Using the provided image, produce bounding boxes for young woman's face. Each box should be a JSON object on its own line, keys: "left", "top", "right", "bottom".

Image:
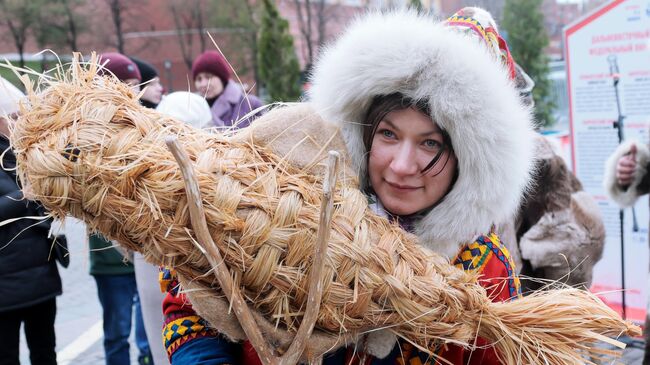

{"left": 195, "top": 72, "right": 224, "bottom": 99}
{"left": 368, "top": 107, "right": 457, "bottom": 216}
{"left": 141, "top": 77, "right": 164, "bottom": 104}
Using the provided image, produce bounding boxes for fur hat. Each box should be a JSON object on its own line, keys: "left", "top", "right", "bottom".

{"left": 99, "top": 52, "right": 141, "bottom": 82}
{"left": 309, "top": 11, "right": 536, "bottom": 257}
{"left": 192, "top": 51, "right": 230, "bottom": 86}
{"left": 129, "top": 56, "right": 158, "bottom": 83}
{"left": 156, "top": 92, "right": 212, "bottom": 129}
{"left": 0, "top": 77, "right": 24, "bottom": 116}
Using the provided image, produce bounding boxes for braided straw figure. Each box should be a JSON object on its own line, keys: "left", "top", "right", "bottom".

{"left": 9, "top": 21, "right": 640, "bottom": 365}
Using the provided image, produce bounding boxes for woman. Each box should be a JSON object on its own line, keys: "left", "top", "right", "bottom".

{"left": 192, "top": 50, "right": 264, "bottom": 129}
{"left": 166, "top": 10, "right": 535, "bottom": 364}
{"left": 130, "top": 56, "right": 164, "bottom": 109}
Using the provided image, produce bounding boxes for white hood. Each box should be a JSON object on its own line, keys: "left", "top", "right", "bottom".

{"left": 309, "top": 11, "right": 536, "bottom": 257}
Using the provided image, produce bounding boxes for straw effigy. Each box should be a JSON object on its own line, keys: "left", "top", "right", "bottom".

{"left": 8, "top": 55, "right": 641, "bottom": 364}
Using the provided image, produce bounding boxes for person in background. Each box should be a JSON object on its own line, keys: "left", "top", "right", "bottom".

{"left": 604, "top": 138, "right": 650, "bottom": 365}
{"left": 0, "top": 76, "right": 64, "bottom": 365}
{"left": 156, "top": 91, "right": 213, "bottom": 130}
{"left": 192, "top": 50, "right": 264, "bottom": 129}
{"left": 130, "top": 57, "right": 164, "bottom": 109}
{"left": 92, "top": 52, "right": 153, "bottom": 365}
{"left": 129, "top": 55, "right": 170, "bottom": 365}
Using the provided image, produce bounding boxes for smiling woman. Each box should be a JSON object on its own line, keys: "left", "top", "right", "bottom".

{"left": 365, "top": 95, "right": 457, "bottom": 216}
{"left": 306, "top": 9, "right": 538, "bottom": 363}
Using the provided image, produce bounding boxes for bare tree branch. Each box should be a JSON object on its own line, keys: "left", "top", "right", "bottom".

{"left": 169, "top": 0, "right": 194, "bottom": 70}
{"left": 106, "top": 0, "right": 125, "bottom": 53}
{"left": 292, "top": 0, "right": 330, "bottom": 66}
{"left": 61, "top": 0, "right": 79, "bottom": 51}
{"left": 0, "top": 0, "right": 38, "bottom": 68}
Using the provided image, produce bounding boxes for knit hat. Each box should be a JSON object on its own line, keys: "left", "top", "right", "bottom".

{"left": 99, "top": 52, "right": 142, "bottom": 82}
{"left": 129, "top": 56, "right": 158, "bottom": 83}
{"left": 445, "top": 7, "right": 516, "bottom": 80}
{"left": 191, "top": 51, "right": 230, "bottom": 86}
{"left": 0, "top": 77, "right": 24, "bottom": 115}
{"left": 156, "top": 91, "right": 212, "bottom": 129}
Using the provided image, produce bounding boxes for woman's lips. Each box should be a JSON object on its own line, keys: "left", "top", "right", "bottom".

{"left": 386, "top": 180, "right": 420, "bottom": 190}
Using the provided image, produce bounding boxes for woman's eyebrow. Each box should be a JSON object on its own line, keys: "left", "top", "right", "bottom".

{"left": 380, "top": 119, "right": 399, "bottom": 131}
{"left": 381, "top": 118, "right": 440, "bottom": 137}
{"left": 420, "top": 130, "right": 442, "bottom": 137}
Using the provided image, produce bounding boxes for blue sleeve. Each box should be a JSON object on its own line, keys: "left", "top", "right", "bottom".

{"left": 171, "top": 336, "right": 238, "bottom": 365}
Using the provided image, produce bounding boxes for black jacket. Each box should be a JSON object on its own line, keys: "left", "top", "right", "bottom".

{"left": 0, "top": 136, "right": 61, "bottom": 311}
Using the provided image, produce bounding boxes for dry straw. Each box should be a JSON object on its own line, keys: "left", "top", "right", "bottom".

{"left": 8, "top": 54, "right": 640, "bottom": 364}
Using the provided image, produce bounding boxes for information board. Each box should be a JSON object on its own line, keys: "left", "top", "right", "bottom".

{"left": 565, "top": 0, "right": 650, "bottom": 323}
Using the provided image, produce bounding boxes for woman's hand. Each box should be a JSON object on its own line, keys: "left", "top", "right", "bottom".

{"left": 616, "top": 143, "right": 637, "bottom": 186}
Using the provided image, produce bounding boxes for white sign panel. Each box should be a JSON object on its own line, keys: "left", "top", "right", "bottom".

{"left": 565, "top": 0, "right": 650, "bottom": 323}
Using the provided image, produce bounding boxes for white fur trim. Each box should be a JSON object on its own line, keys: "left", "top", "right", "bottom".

{"left": 309, "top": 11, "right": 536, "bottom": 254}
{"left": 603, "top": 139, "right": 650, "bottom": 208}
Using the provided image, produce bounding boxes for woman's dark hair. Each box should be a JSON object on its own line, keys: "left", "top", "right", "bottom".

{"left": 362, "top": 93, "right": 453, "bottom": 175}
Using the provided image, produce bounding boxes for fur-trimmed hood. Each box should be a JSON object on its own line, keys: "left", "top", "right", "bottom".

{"left": 309, "top": 11, "right": 536, "bottom": 257}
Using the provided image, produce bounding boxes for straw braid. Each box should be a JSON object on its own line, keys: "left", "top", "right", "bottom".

{"left": 9, "top": 56, "right": 640, "bottom": 364}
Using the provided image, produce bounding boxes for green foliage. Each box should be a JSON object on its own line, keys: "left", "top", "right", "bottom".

{"left": 0, "top": 60, "right": 46, "bottom": 91}
{"left": 0, "top": 0, "right": 86, "bottom": 70}
{"left": 0, "top": 0, "right": 44, "bottom": 67}
{"left": 206, "top": 0, "right": 258, "bottom": 78}
{"left": 409, "top": 0, "right": 423, "bottom": 11}
{"left": 34, "top": 0, "right": 87, "bottom": 52}
{"left": 257, "top": 0, "right": 301, "bottom": 102}
{"left": 502, "top": 0, "right": 555, "bottom": 127}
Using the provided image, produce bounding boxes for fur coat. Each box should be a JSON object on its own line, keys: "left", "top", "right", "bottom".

{"left": 604, "top": 139, "right": 650, "bottom": 207}
{"left": 500, "top": 136, "right": 605, "bottom": 291}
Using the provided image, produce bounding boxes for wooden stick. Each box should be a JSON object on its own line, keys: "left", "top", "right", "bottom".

{"left": 280, "top": 151, "right": 340, "bottom": 365}
{"left": 165, "top": 136, "right": 279, "bottom": 365}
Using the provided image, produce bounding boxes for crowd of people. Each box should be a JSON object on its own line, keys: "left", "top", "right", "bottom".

{"left": 0, "top": 5, "right": 628, "bottom": 365}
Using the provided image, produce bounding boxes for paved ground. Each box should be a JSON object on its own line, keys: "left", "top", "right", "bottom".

{"left": 13, "top": 218, "right": 649, "bottom": 364}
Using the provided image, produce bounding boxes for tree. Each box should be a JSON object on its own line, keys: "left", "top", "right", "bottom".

{"left": 292, "top": 0, "right": 327, "bottom": 67}
{"left": 168, "top": 0, "right": 208, "bottom": 70}
{"left": 207, "top": 0, "right": 261, "bottom": 89}
{"left": 502, "top": 0, "right": 554, "bottom": 127}
{"left": 169, "top": 0, "right": 260, "bottom": 84}
{"left": 409, "top": 0, "right": 423, "bottom": 11}
{"left": 56, "top": 0, "right": 87, "bottom": 52}
{"left": 105, "top": 0, "right": 130, "bottom": 53}
{"left": 0, "top": 0, "right": 41, "bottom": 68}
{"left": 33, "top": 0, "right": 87, "bottom": 53}
{"left": 257, "top": 0, "right": 301, "bottom": 102}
